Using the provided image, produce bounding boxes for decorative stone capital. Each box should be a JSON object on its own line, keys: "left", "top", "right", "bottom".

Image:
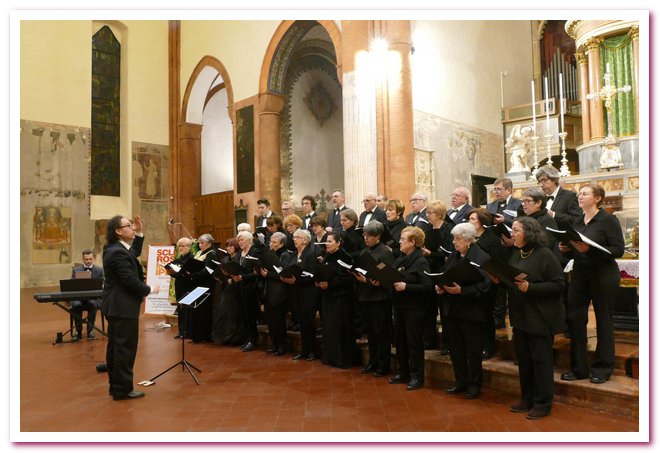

{"left": 584, "top": 36, "right": 603, "bottom": 52}
{"left": 258, "top": 92, "right": 285, "bottom": 115}
{"left": 629, "top": 26, "right": 639, "bottom": 41}
{"left": 575, "top": 52, "right": 588, "bottom": 66}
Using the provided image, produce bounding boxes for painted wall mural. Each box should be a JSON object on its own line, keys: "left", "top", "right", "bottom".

{"left": 132, "top": 142, "right": 170, "bottom": 247}
{"left": 236, "top": 105, "right": 255, "bottom": 194}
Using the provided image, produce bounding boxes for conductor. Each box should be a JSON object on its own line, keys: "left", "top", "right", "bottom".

{"left": 102, "top": 215, "right": 159, "bottom": 401}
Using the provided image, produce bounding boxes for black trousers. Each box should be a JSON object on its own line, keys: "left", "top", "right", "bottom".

{"left": 266, "top": 302, "right": 288, "bottom": 350}
{"left": 422, "top": 298, "right": 439, "bottom": 349}
{"left": 393, "top": 305, "right": 426, "bottom": 380}
{"left": 293, "top": 291, "right": 318, "bottom": 355}
{"left": 567, "top": 272, "right": 620, "bottom": 379}
{"left": 70, "top": 300, "right": 98, "bottom": 335}
{"left": 513, "top": 328, "right": 555, "bottom": 412}
{"left": 446, "top": 316, "right": 485, "bottom": 391}
{"left": 240, "top": 286, "right": 259, "bottom": 343}
{"left": 362, "top": 299, "right": 392, "bottom": 371}
{"left": 492, "top": 285, "right": 508, "bottom": 325}
{"left": 106, "top": 316, "right": 139, "bottom": 396}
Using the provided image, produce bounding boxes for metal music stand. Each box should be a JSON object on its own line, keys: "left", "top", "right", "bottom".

{"left": 147, "top": 287, "right": 209, "bottom": 385}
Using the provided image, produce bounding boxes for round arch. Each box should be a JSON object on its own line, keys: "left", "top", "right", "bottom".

{"left": 259, "top": 20, "right": 342, "bottom": 96}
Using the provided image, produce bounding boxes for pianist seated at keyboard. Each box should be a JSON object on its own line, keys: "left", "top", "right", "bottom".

{"left": 70, "top": 248, "right": 104, "bottom": 340}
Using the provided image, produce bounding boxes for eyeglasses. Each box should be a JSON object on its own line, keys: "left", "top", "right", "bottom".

{"left": 521, "top": 199, "right": 537, "bottom": 204}
{"left": 362, "top": 199, "right": 375, "bottom": 203}
{"left": 409, "top": 198, "right": 423, "bottom": 202}
{"left": 118, "top": 223, "right": 134, "bottom": 229}
{"left": 492, "top": 188, "right": 505, "bottom": 193}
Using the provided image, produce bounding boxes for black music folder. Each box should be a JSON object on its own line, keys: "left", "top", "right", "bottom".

{"left": 165, "top": 257, "right": 206, "bottom": 275}
{"left": 486, "top": 223, "right": 512, "bottom": 239}
{"left": 545, "top": 226, "right": 611, "bottom": 254}
{"left": 314, "top": 263, "right": 337, "bottom": 282}
{"left": 258, "top": 250, "right": 281, "bottom": 271}
{"left": 424, "top": 259, "right": 484, "bottom": 287}
{"left": 356, "top": 253, "right": 404, "bottom": 288}
{"left": 219, "top": 260, "right": 245, "bottom": 276}
{"left": 276, "top": 263, "right": 306, "bottom": 279}
{"left": 477, "top": 257, "right": 528, "bottom": 287}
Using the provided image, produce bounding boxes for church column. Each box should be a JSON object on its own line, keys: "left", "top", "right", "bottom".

{"left": 531, "top": 22, "right": 542, "bottom": 99}
{"left": 377, "top": 21, "right": 415, "bottom": 205}
{"left": 341, "top": 21, "right": 377, "bottom": 209}
{"left": 168, "top": 20, "right": 182, "bottom": 225}
{"left": 257, "top": 92, "right": 284, "bottom": 210}
{"left": 584, "top": 37, "right": 604, "bottom": 140}
{"left": 576, "top": 51, "right": 591, "bottom": 143}
{"left": 630, "top": 26, "right": 639, "bottom": 133}
{"left": 177, "top": 123, "right": 202, "bottom": 233}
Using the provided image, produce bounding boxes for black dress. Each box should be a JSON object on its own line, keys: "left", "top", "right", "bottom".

{"left": 386, "top": 217, "right": 406, "bottom": 258}
{"left": 188, "top": 248, "right": 217, "bottom": 342}
{"left": 319, "top": 248, "right": 360, "bottom": 368}
{"left": 262, "top": 247, "right": 296, "bottom": 353}
{"left": 423, "top": 222, "right": 453, "bottom": 349}
{"left": 212, "top": 254, "right": 246, "bottom": 346}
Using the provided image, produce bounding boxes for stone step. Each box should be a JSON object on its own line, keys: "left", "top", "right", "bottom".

{"left": 256, "top": 324, "right": 639, "bottom": 418}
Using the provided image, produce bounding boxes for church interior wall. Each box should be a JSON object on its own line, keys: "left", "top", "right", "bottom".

{"left": 410, "top": 20, "right": 533, "bottom": 203}
{"left": 179, "top": 20, "right": 280, "bottom": 104}
{"left": 20, "top": 20, "right": 170, "bottom": 287}
{"left": 288, "top": 70, "right": 343, "bottom": 208}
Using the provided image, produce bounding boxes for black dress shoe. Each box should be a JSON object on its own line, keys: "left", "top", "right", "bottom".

{"left": 174, "top": 334, "right": 183, "bottom": 339}
{"left": 95, "top": 363, "right": 108, "bottom": 373}
{"left": 112, "top": 390, "right": 145, "bottom": 401}
{"left": 265, "top": 347, "right": 276, "bottom": 353}
{"left": 71, "top": 334, "right": 79, "bottom": 342}
{"left": 373, "top": 369, "right": 390, "bottom": 377}
{"left": 526, "top": 407, "right": 550, "bottom": 420}
{"left": 406, "top": 377, "right": 424, "bottom": 391}
{"left": 87, "top": 332, "right": 96, "bottom": 340}
{"left": 388, "top": 374, "right": 409, "bottom": 384}
{"left": 306, "top": 353, "right": 317, "bottom": 361}
{"left": 242, "top": 341, "right": 255, "bottom": 352}
{"left": 361, "top": 364, "right": 376, "bottom": 374}
{"left": 590, "top": 376, "right": 608, "bottom": 384}
{"left": 445, "top": 385, "right": 467, "bottom": 394}
{"left": 274, "top": 349, "right": 286, "bottom": 356}
{"left": 482, "top": 349, "right": 495, "bottom": 360}
{"left": 292, "top": 352, "right": 308, "bottom": 360}
{"left": 464, "top": 388, "right": 480, "bottom": 399}
{"left": 560, "top": 371, "right": 587, "bottom": 381}
{"left": 510, "top": 402, "right": 532, "bottom": 413}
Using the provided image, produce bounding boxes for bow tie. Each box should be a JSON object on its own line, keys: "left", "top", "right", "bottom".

{"left": 499, "top": 203, "right": 506, "bottom": 207}
{"left": 335, "top": 209, "right": 340, "bottom": 214}
{"left": 366, "top": 211, "right": 373, "bottom": 214}
{"left": 547, "top": 195, "right": 555, "bottom": 201}
{"left": 305, "top": 215, "right": 311, "bottom": 219}
{"left": 448, "top": 209, "right": 457, "bottom": 214}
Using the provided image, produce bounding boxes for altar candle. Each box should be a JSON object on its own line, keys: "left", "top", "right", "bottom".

{"left": 531, "top": 80, "right": 537, "bottom": 134}
{"left": 544, "top": 77, "right": 550, "bottom": 135}
{"left": 559, "top": 73, "right": 565, "bottom": 132}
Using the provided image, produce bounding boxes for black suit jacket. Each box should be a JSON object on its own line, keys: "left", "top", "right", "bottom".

{"left": 358, "top": 206, "right": 387, "bottom": 228}
{"left": 487, "top": 197, "right": 522, "bottom": 227}
{"left": 71, "top": 264, "right": 104, "bottom": 305}
{"left": 327, "top": 206, "right": 349, "bottom": 232}
{"left": 548, "top": 188, "right": 581, "bottom": 229}
{"left": 404, "top": 207, "right": 431, "bottom": 233}
{"left": 101, "top": 236, "right": 150, "bottom": 319}
{"left": 445, "top": 204, "right": 472, "bottom": 225}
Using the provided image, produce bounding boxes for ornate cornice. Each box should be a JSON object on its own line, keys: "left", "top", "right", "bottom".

{"left": 565, "top": 20, "right": 582, "bottom": 39}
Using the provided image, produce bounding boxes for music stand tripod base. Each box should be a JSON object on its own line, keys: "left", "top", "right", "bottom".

{"left": 147, "top": 288, "right": 209, "bottom": 385}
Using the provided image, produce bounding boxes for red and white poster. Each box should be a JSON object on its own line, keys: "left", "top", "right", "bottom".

{"left": 145, "top": 245, "right": 176, "bottom": 315}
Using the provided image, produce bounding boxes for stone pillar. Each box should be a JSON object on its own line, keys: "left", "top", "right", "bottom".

{"left": 177, "top": 123, "right": 202, "bottom": 233}
{"left": 630, "top": 26, "right": 639, "bottom": 133}
{"left": 377, "top": 20, "right": 415, "bottom": 205}
{"left": 168, "top": 20, "right": 182, "bottom": 227}
{"left": 585, "top": 37, "right": 604, "bottom": 140}
{"left": 257, "top": 92, "right": 284, "bottom": 211}
{"left": 341, "top": 21, "right": 377, "bottom": 210}
{"left": 576, "top": 51, "right": 591, "bottom": 143}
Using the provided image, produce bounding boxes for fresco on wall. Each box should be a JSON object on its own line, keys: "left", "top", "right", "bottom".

{"left": 236, "top": 105, "right": 255, "bottom": 194}
{"left": 132, "top": 142, "right": 170, "bottom": 248}
{"left": 32, "top": 206, "right": 72, "bottom": 264}
{"left": 20, "top": 120, "right": 91, "bottom": 273}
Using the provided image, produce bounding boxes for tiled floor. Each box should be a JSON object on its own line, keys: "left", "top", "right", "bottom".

{"left": 19, "top": 287, "right": 639, "bottom": 438}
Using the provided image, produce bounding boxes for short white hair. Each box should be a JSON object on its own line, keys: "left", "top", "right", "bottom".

{"left": 237, "top": 223, "right": 252, "bottom": 233}
{"left": 292, "top": 228, "right": 311, "bottom": 244}
{"left": 236, "top": 231, "right": 253, "bottom": 242}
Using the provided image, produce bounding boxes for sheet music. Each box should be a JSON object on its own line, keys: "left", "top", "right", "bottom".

{"left": 179, "top": 287, "right": 210, "bottom": 306}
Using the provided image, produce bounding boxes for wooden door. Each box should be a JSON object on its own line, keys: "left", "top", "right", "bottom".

{"left": 193, "top": 191, "right": 235, "bottom": 244}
